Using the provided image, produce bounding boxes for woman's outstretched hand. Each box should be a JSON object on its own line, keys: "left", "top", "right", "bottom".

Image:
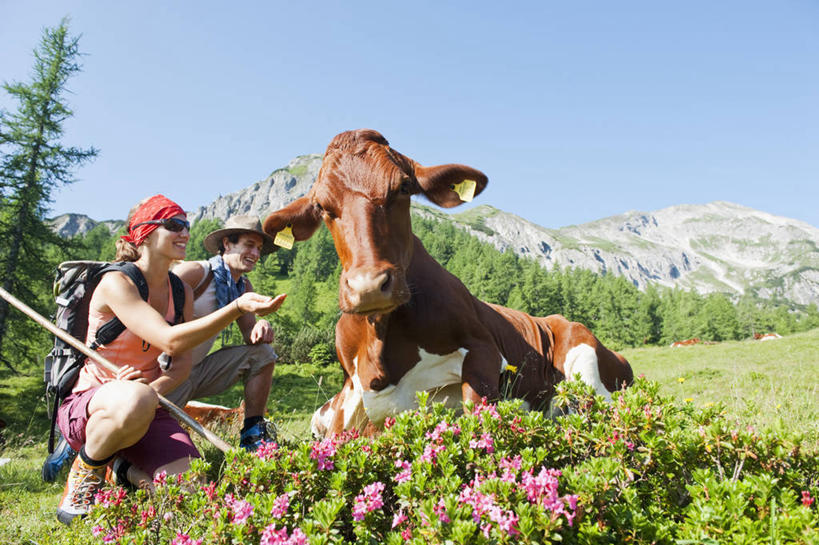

{"left": 236, "top": 292, "right": 287, "bottom": 316}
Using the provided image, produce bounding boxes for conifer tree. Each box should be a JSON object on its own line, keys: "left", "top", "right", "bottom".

{"left": 0, "top": 19, "right": 97, "bottom": 371}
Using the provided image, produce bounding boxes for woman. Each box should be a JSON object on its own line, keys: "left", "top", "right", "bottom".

{"left": 56, "top": 195, "right": 283, "bottom": 525}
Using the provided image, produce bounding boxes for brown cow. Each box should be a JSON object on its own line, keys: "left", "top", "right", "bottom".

{"left": 182, "top": 400, "right": 245, "bottom": 428}
{"left": 263, "top": 129, "right": 633, "bottom": 437}
{"left": 670, "top": 338, "right": 701, "bottom": 347}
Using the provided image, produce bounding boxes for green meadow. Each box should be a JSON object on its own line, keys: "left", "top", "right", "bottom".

{"left": 0, "top": 328, "right": 817, "bottom": 544}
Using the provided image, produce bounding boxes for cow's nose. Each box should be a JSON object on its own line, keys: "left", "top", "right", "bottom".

{"left": 345, "top": 270, "right": 393, "bottom": 307}
{"left": 379, "top": 271, "right": 392, "bottom": 293}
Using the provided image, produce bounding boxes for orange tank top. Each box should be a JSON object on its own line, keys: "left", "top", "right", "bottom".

{"left": 73, "top": 276, "right": 176, "bottom": 393}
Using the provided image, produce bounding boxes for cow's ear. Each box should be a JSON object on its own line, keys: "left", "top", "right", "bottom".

{"left": 415, "top": 164, "right": 489, "bottom": 208}
{"left": 262, "top": 197, "right": 322, "bottom": 250}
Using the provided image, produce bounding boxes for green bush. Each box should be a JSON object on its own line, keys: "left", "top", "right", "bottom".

{"left": 308, "top": 343, "right": 336, "bottom": 367}
{"left": 60, "top": 379, "right": 818, "bottom": 544}
{"left": 288, "top": 326, "right": 335, "bottom": 365}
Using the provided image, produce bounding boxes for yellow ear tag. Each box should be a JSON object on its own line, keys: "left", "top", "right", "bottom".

{"left": 273, "top": 225, "right": 295, "bottom": 249}
{"left": 452, "top": 179, "right": 477, "bottom": 202}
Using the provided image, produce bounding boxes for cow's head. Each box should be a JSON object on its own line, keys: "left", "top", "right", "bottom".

{"left": 263, "top": 129, "right": 488, "bottom": 315}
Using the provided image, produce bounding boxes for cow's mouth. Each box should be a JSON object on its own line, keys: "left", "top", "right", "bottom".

{"left": 343, "top": 302, "right": 400, "bottom": 316}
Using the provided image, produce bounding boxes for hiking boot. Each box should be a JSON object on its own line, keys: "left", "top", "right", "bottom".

{"left": 56, "top": 456, "right": 106, "bottom": 525}
{"left": 42, "top": 435, "right": 77, "bottom": 483}
{"left": 105, "top": 457, "right": 136, "bottom": 491}
{"left": 239, "top": 420, "right": 277, "bottom": 452}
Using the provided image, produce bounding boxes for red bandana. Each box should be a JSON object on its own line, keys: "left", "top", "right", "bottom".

{"left": 120, "top": 194, "right": 186, "bottom": 246}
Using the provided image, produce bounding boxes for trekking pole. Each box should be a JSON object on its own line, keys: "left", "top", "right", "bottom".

{"left": 0, "top": 285, "right": 233, "bottom": 453}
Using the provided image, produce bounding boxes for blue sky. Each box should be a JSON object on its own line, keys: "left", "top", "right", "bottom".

{"left": 2, "top": 1, "right": 818, "bottom": 229}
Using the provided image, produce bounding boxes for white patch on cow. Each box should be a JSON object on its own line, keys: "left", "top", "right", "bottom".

{"left": 341, "top": 384, "right": 368, "bottom": 430}
{"left": 310, "top": 379, "right": 369, "bottom": 437}
{"left": 563, "top": 343, "right": 612, "bottom": 402}
{"left": 359, "top": 348, "right": 467, "bottom": 426}
{"left": 310, "top": 403, "right": 332, "bottom": 437}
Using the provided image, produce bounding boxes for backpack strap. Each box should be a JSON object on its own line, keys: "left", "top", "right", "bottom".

{"left": 192, "top": 261, "right": 213, "bottom": 299}
{"left": 168, "top": 271, "right": 185, "bottom": 325}
{"left": 90, "top": 262, "right": 148, "bottom": 349}
{"left": 88, "top": 263, "right": 186, "bottom": 348}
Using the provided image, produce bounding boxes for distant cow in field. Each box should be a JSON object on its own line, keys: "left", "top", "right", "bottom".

{"left": 754, "top": 332, "right": 782, "bottom": 341}
{"left": 263, "top": 129, "right": 633, "bottom": 437}
{"left": 671, "top": 338, "right": 701, "bottom": 347}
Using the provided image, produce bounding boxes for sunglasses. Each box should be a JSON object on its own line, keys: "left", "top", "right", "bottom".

{"left": 132, "top": 217, "right": 190, "bottom": 232}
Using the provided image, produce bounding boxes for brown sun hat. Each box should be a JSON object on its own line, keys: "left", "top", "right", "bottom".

{"left": 203, "top": 215, "right": 276, "bottom": 256}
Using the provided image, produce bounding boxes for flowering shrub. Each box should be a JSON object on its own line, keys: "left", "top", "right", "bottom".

{"left": 67, "top": 378, "right": 817, "bottom": 544}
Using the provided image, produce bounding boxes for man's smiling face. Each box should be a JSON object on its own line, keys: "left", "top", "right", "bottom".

{"left": 222, "top": 233, "right": 264, "bottom": 274}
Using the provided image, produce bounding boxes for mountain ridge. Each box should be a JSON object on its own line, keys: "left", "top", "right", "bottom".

{"left": 49, "top": 154, "right": 819, "bottom": 306}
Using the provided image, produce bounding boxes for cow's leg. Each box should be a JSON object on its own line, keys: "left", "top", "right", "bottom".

{"left": 312, "top": 377, "right": 356, "bottom": 438}
{"left": 461, "top": 341, "right": 502, "bottom": 404}
{"left": 563, "top": 344, "right": 612, "bottom": 402}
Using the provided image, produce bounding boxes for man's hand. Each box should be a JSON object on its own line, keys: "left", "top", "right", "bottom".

{"left": 249, "top": 319, "right": 274, "bottom": 344}
{"left": 236, "top": 293, "right": 287, "bottom": 317}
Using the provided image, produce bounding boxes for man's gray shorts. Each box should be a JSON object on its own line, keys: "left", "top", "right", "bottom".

{"left": 164, "top": 344, "right": 277, "bottom": 407}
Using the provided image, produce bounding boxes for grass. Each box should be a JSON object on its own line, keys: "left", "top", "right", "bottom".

{"left": 1, "top": 328, "right": 817, "bottom": 543}
{"left": 620, "top": 327, "right": 819, "bottom": 448}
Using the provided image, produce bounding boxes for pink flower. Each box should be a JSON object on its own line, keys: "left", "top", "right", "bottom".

{"left": 421, "top": 443, "right": 445, "bottom": 464}
{"left": 95, "top": 486, "right": 127, "bottom": 508}
{"left": 434, "top": 498, "right": 451, "bottom": 523}
{"left": 225, "top": 493, "right": 254, "bottom": 524}
{"left": 260, "top": 525, "right": 288, "bottom": 545}
{"left": 256, "top": 441, "right": 279, "bottom": 460}
{"left": 458, "top": 478, "right": 496, "bottom": 524}
{"left": 170, "top": 533, "right": 203, "bottom": 545}
{"left": 394, "top": 459, "right": 412, "bottom": 483}
{"left": 260, "top": 525, "right": 306, "bottom": 545}
{"left": 92, "top": 526, "right": 104, "bottom": 537}
{"left": 469, "top": 432, "right": 495, "bottom": 454}
{"left": 803, "top": 491, "right": 815, "bottom": 507}
{"left": 493, "top": 509, "right": 519, "bottom": 535}
{"left": 520, "top": 467, "right": 578, "bottom": 526}
{"left": 352, "top": 481, "right": 385, "bottom": 521}
{"left": 401, "top": 527, "right": 412, "bottom": 540}
{"left": 310, "top": 438, "right": 337, "bottom": 471}
{"left": 471, "top": 398, "right": 500, "bottom": 421}
{"left": 392, "top": 509, "right": 408, "bottom": 528}
{"left": 153, "top": 470, "right": 168, "bottom": 486}
{"left": 271, "top": 493, "right": 290, "bottom": 519}
{"left": 200, "top": 481, "right": 217, "bottom": 501}
{"left": 425, "top": 421, "right": 461, "bottom": 443}
{"left": 499, "top": 455, "right": 522, "bottom": 483}
{"left": 259, "top": 524, "right": 307, "bottom": 545}
{"left": 140, "top": 506, "right": 156, "bottom": 525}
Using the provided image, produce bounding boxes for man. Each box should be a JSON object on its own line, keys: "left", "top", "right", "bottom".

{"left": 167, "top": 215, "right": 282, "bottom": 451}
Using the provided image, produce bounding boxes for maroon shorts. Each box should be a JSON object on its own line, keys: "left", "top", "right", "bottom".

{"left": 57, "top": 387, "right": 200, "bottom": 476}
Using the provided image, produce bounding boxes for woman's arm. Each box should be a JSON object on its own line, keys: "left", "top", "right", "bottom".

{"left": 95, "top": 271, "right": 283, "bottom": 356}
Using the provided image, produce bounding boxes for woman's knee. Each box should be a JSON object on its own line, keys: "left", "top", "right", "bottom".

{"left": 92, "top": 381, "right": 158, "bottom": 428}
